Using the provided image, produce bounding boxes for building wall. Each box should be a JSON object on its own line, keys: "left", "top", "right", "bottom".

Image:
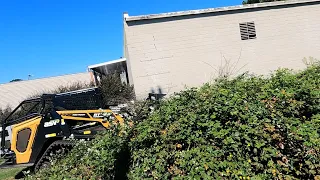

{"left": 0, "top": 72, "right": 94, "bottom": 109}
{"left": 124, "top": 1, "right": 320, "bottom": 99}
{"left": 124, "top": 21, "right": 135, "bottom": 87}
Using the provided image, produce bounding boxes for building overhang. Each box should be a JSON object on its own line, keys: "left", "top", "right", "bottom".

{"left": 88, "top": 58, "right": 127, "bottom": 75}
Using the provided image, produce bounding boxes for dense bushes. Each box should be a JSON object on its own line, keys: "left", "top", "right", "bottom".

{"left": 98, "top": 73, "right": 135, "bottom": 105}
{"left": 0, "top": 107, "right": 12, "bottom": 123}
{"left": 28, "top": 125, "right": 130, "bottom": 180}
{"left": 52, "top": 81, "right": 94, "bottom": 94}
{"left": 32, "top": 63, "right": 319, "bottom": 179}
{"left": 129, "top": 64, "right": 320, "bottom": 179}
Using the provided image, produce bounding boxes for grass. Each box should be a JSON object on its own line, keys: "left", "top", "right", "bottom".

{"left": 0, "top": 167, "right": 23, "bottom": 180}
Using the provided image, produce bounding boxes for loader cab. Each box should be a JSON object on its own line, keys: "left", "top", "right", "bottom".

{"left": 0, "top": 96, "right": 56, "bottom": 165}
{"left": 0, "top": 87, "right": 104, "bottom": 166}
{"left": 1, "top": 98, "right": 43, "bottom": 153}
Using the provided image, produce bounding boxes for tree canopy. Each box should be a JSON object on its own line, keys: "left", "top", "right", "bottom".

{"left": 9, "top": 79, "right": 23, "bottom": 82}
{"left": 243, "top": 0, "right": 284, "bottom": 5}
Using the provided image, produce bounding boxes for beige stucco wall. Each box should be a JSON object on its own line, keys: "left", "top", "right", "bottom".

{"left": 124, "top": 1, "right": 320, "bottom": 99}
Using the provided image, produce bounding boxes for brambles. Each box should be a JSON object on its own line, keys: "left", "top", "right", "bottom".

{"left": 128, "top": 64, "right": 320, "bottom": 179}
{"left": 98, "top": 73, "right": 135, "bottom": 105}
{"left": 32, "top": 63, "right": 320, "bottom": 179}
{"left": 52, "top": 81, "right": 95, "bottom": 94}
{"left": 27, "top": 116, "right": 133, "bottom": 180}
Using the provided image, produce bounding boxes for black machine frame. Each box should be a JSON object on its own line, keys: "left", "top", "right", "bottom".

{"left": 1, "top": 87, "right": 103, "bottom": 155}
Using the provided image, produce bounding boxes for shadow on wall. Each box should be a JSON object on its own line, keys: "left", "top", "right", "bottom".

{"left": 147, "top": 86, "right": 168, "bottom": 101}
{"left": 150, "top": 86, "right": 164, "bottom": 95}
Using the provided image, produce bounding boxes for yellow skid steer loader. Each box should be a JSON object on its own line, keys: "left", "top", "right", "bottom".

{"left": 0, "top": 87, "right": 124, "bottom": 174}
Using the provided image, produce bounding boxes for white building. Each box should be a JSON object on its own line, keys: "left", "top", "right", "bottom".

{"left": 123, "top": 0, "right": 320, "bottom": 98}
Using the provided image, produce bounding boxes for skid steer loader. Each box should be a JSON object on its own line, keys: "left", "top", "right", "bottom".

{"left": 0, "top": 87, "right": 127, "bottom": 175}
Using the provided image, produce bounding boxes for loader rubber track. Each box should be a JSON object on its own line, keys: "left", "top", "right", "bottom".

{"left": 34, "top": 140, "right": 75, "bottom": 172}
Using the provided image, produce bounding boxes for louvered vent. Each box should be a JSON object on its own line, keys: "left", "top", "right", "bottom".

{"left": 239, "top": 22, "right": 256, "bottom": 40}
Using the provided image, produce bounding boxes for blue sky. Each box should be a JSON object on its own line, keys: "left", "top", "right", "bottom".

{"left": 0, "top": 0, "right": 241, "bottom": 84}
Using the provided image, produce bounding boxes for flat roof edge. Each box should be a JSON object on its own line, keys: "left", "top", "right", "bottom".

{"left": 125, "top": 0, "right": 320, "bottom": 22}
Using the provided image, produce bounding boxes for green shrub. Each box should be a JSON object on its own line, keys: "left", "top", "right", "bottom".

{"left": 0, "top": 107, "right": 12, "bottom": 123}
{"left": 28, "top": 134, "right": 124, "bottom": 180}
{"left": 128, "top": 64, "right": 320, "bottom": 179}
{"left": 31, "top": 64, "right": 320, "bottom": 179}
{"left": 52, "top": 81, "right": 95, "bottom": 94}
{"left": 28, "top": 120, "right": 132, "bottom": 180}
{"left": 98, "top": 73, "right": 135, "bottom": 105}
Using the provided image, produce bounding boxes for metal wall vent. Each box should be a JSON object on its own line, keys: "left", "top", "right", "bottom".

{"left": 239, "top": 22, "right": 256, "bottom": 40}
